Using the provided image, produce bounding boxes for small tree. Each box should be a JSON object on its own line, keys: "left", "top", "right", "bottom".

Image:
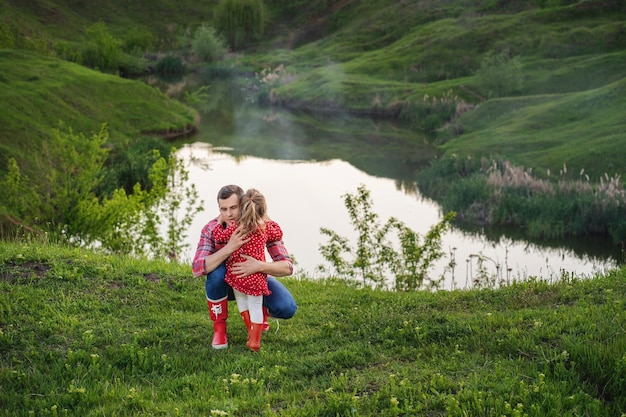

{"left": 191, "top": 23, "right": 227, "bottom": 63}
{"left": 214, "top": 0, "right": 266, "bottom": 50}
{"left": 319, "top": 184, "right": 455, "bottom": 290}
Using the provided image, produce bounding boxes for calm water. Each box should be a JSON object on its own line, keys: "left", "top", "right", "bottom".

{"left": 171, "top": 77, "right": 619, "bottom": 289}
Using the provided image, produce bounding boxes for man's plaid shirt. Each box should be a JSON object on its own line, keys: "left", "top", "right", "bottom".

{"left": 192, "top": 217, "right": 293, "bottom": 277}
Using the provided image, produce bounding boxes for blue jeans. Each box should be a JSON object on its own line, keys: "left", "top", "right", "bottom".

{"left": 205, "top": 263, "right": 297, "bottom": 319}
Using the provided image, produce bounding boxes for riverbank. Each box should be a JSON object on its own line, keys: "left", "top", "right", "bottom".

{"left": 1, "top": 240, "right": 625, "bottom": 415}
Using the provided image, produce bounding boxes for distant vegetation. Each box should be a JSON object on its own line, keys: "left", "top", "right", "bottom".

{"left": 1, "top": 0, "right": 625, "bottom": 249}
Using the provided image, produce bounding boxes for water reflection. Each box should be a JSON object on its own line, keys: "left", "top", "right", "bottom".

{"left": 179, "top": 143, "right": 616, "bottom": 289}
{"left": 172, "top": 76, "right": 619, "bottom": 288}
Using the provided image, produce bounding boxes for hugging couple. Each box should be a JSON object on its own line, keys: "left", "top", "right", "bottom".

{"left": 192, "top": 185, "right": 297, "bottom": 352}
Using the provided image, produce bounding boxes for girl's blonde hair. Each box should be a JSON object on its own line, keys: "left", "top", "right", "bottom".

{"left": 238, "top": 188, "right": 267, "bottom": 235}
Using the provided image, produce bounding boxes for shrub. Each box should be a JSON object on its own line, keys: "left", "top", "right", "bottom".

{"left": 0, "top": 125, "right": 203, "bottom": 260}
{"left": 80, "top": 21, "right": 122, "bottom": 73}
{"left": 122, "top": 26, "right": 154, "bottom": 55}
{"left": 154, "top": 55, "right": 185, "bottom": 78}
{"left": 318, "top": 184, "right": 455, "bottom": 290}
{"left": 54, "top": 40, "right": 82, "bottom": 63}
{"left": 191, "top": 23, "right": 227, "bottom": 63}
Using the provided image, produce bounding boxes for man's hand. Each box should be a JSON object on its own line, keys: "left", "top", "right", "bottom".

{"left": 231, "top": 254, "right": 262, "bottom": 278}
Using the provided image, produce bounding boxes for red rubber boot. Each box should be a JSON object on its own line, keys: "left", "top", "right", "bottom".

{"left": 262, "top": 306, "right": 270, "bottom": 332}
{"left": 247, "top": 323, "right": 263, "bottom": 352}
{"left": 208, "top": 298, "right": 229, "bottom": 349}
{"left": 240, "top": 310, "right": 252, "bottom": 348}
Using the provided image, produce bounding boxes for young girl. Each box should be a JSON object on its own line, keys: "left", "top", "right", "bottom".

{"left": 212, "top": 188, "right": 283, "bottom": 352}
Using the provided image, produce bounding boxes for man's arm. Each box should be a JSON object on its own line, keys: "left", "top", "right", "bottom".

{"left": 230, "top": 238, "right": 293, "bottom": 278}
{"left": 192, "top": 219, "right": 248, "bottom": 277}
{"left": 233, "top": 255, "right": 292, "bottom": 277}
{"left": 265, "top": 239, "right": 293, "bottom": 276}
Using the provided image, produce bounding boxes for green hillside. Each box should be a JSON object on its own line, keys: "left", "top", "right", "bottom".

{"left": 441, "top": 77, "right": 626, "bottom": 176}
{"left": 2, "top": 0, "right": 625, "bottom": 179}
{"left": 0, "top": 49, "right": 196, "bottom": 181}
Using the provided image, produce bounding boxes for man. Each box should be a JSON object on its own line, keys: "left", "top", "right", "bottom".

{"left": 192, "top": 184, "right": 297, "bottom": 349}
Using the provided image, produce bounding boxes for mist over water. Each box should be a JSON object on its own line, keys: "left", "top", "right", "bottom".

{"left": 174, "top": 77, "right": 619, "bottom": 289}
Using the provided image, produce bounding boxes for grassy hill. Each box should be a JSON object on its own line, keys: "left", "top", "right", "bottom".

{"left": 1, "top": 240, "right": 625, "bottom": 415}
{"left": 252, "top": 1, "right": 626, "bottom": 179}
{"left": 440, "top": 77, "right": 626, "bottom": 176}
{"left": 1, "top": 0, "right": 625, "bottom": 181}
{"left": 0, "top": 49, "right": 196, "bottom": 182}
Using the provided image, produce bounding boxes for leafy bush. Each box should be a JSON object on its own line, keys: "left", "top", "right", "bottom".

{"left": 191, "top": 23, "right": 226, "bottom": 62}
{"left": 0, "top": 125, "right": 203, "bottom": 260}
{"left": 122, "top": 26, "right": 154, "bottom": 55}
{"left": 98, "top": 135, "right": 172, "bottom": 197}
{"left": 154, "top": 55, "right": 186, "bottom": 78}
{"left": 318, "top": 184, "right": 455, "bottom": 290}
{"left": 54, "top": 40, "right": 83, "bottom": 63}
{"left": 79, "top": 21, "right": 122, "bottom": 73}
{"left": 214, "top": 0, "right": 266, "bottom": 50}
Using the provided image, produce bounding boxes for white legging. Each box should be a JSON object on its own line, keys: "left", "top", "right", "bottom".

{"left": 233, "top": 289, "right": 264, "bottom": 324}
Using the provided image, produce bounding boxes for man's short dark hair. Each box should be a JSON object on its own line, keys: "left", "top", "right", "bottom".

{"left": 217, "top": 185, "right": 244, "bottom": 201}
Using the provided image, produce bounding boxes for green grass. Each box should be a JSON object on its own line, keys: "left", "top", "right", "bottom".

{"left": 440, "top": 77, "right": 626, "bottom": 178}
{"left": 0, "top": 49, "right": 196, "bottom": 176}
{"left": 1, "top": 240, "right": 626, "bottom": 416}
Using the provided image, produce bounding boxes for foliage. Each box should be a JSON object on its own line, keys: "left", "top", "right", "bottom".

{"left": 1, "top": 241, "right": 625, "bottom": 416}
{"left": 154, "top": 55, "right": 186, "bottom": 78}
{"left": 476, "top": 48, "right": 524, "bottom": 98}
{"left": 398, "top": 90, "right": 473, "bottom": 132}
{"left": 419, "top": 157, "right": 626, "bottom": 243}
{"left": 139, "top": 151, "right": 204, "bottom": 262}
{"left": 96, "top": 136, "right": 172, "bottom": 197}
{"left": 213, "top": 0, "right": 266, "bottom": 50}
{"left": 319, "top": 184, "right": 455, "bottom": 290}
{"left": 249, "top": 64, "right": 298, "bottom": 104}
{"left": 191, "top": 23, "right": 227, "bottom": 63}
{"left": 0, "top": 125, "right": 203, "bottom": 261}
{"left": 121, "top": 25, "right": 154, "bottom": 56}
{"left": 389, "top": 212, "right": 456, "bottom": 291}
{"left": 79, "top": 21, "right": 123, "bottom": 73}
{"left": 0, "top": 124, "right": 109, "bottom": 238}
{"left": 0, "top": 19, "right": 53, "bottom": 55}
{"left": 183, "top": 85, "right": 211, "bottom": 107}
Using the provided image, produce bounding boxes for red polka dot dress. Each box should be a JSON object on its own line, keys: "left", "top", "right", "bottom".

{"left": 213, "top": 221, "right": 283, "bottom": 296}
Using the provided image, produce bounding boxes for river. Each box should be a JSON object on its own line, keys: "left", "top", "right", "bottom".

{"left": 165, "top": 76, "right": 619, "bottom": 289}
